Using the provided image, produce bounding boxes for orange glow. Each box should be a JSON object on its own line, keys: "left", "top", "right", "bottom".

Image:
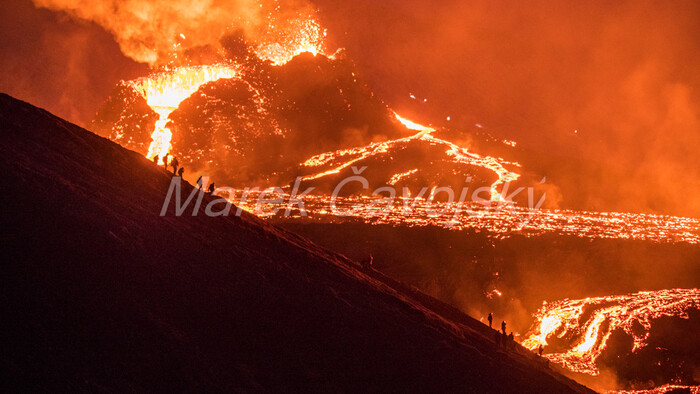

{"left": 521, "top": 289, "right": 700, "bottom": 375}
{"left": 120, "top": 10, "right": 329, "bottom": 163}
{"left": 300, "top": 113, "right": 520, "bottom": 202}
{"left": 394, "top": 112, "right": 436, "bottom": 133}
{"left": 254, "top": 16, "right": 327, "bottom": 65}
{"left": 128, "top": 64, "right": 240, "bottom": 162}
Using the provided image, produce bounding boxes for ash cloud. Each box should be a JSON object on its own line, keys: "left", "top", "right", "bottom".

{"left": 32, "top": 0, "right": 263, "bottom": 65}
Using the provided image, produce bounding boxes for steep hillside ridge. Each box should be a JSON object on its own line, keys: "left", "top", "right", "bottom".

{"left": 0, "top": 93, "right": 591, "bottom": 392}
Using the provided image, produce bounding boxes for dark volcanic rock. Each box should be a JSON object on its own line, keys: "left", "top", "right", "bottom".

{"left": 91, "top": 82, "right": 157, "bottom": 156}
{"left": 0, "top": 93, "right": 592, "bottom": 392}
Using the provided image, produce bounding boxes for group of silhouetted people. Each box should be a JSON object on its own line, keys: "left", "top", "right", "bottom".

{"left": 153, "top": 153, "right": 185, "bottom": 178}
{"left": 153, "top": 154, "right": 216, "bottom": 194}
{"left": 196, "top": 176, "right": 216, "bottom": 194}
{"left": 487, "top": 312, "right": 546, "bottom": 356}
{"left": 494, "top": 330, "right": 515, "bottom": 350}
{"left": 153, "top": 153, "right": 183, "bottom": 177}
{"left": 487, "top": 312, "right": 505, "bottom": 332}
{"left": 487, "top": 313, "right": 515, "bottom": 350}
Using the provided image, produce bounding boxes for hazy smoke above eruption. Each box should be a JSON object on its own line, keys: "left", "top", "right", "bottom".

{"left": 32, "top": 0, "right": 256, "bottom": 65}
{"left": 0, "top": 0, "right": 323, "bottom": 126}
{"left": 31, "top": 0, "right": 322, "bottom": 66}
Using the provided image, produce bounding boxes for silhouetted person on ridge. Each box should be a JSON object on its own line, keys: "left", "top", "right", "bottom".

{"left": 501, "top": 320, "right": 507, "bottom": 335}
{"left": 508, "top": 332, "right": 514, "bottom": 349}
{"left": 152, "top": 155, "right": 159, "bottom": 164}
{"left": 163, "top": 153, "right": 170, "bottom": 170}
{"left": 488, "top": 312, "right": 493, "bottom": 328}
{"left": 207, "top": 182, "right": 216, "bottom": 194}
{"left": 171, "top": 157, "right": 179, "bottom": 174}
{"left": 177, "top": 167, "right": 184, "bottom": 177}
{"left": 361, "top": 254, "right": 373, "bottom": 271}
{"left": 196, "top": 176, "right": 203, "bottom": 190}
{"left": 538, "top": 344, "right": 544, "bottom": 356}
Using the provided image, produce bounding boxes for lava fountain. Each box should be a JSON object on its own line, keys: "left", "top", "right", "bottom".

{"left": 124, "top": 10, "right": 329, "bottom": 164}
{"left": 128, "top": 65, "right": 240, "bottom": 163}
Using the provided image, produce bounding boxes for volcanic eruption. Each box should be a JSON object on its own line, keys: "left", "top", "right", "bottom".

{"left": 1, "top": 0, "right": 699, "bottom": 392}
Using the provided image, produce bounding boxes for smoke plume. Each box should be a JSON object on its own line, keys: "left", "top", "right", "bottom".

{"left": 32, "top": 0, "right": 263, "bottom": 65}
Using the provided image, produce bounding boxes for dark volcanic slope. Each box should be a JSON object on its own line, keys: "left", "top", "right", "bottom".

{"left": 0, "top": 93, "right": 591, "bottom": 392}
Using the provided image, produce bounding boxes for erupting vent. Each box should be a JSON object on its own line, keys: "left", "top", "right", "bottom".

{"left": 128, "top": 65, "right": 241, "bottom": 162}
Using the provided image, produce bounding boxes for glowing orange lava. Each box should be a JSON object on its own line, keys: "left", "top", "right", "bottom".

{"left": 521, "top": 289, "right": 700, "bottom": 375}
{"left": 394, "top": 113, "right": 436, "bottom": 133}
{"left": 300, "top": 112, "right": 520, "bottom": 202}
{"left": 124, "top": 11, "right": 329, "bottom": 164}
{"left": 128, "top": 64, "right": 240, "bottom": 162}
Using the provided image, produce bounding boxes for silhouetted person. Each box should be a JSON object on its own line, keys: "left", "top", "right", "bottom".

{"left": 501, "top": 320, "right": 507, "bottom": 335}
{"left": 538, "top": 345, "right": 544, "bottom": 356}
{"left": 196, "top": 176, "right": 203, "bottom": 190}
{"left": 361, "top": 254, "right": 373, "bottom": 271}
{"left": 488, "top": 312, "right": 493, "bottom": 328}
{"left": 207, "top": 182, "right": 216, "bottom": 194}
{"left": 508, "top": 332, "right": 514, "bottom": 349}
{"left": 163, "top": 153, "right": 170, "bottom": 170}
{"left": 177, "top": 167, "right": 184, "bottom": 177}
{"left": 152, "top": 155, "right": 159, "bottom": 164}
{"left": 171, "top": 157, "right": 179, "bottom": 174}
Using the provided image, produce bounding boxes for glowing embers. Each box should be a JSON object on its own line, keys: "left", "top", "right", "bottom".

{"left": 128, "top": 64, "right": 240, "bottom": 162}
{"left": 521, "top": 289, "right": 700, "bottom": 375}
{"left": 254, "top": 15, "right": 327, "bottom": 65}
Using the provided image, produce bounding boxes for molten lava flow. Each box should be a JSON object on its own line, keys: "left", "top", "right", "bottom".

{"left": 613, "top": 384, "right": 700, "bottom": 393}
{"left": 128, "top": 65, "right": 240, "bottom": 162}
{"left": 420, "top": 132, "right": 520, "bottom": 202}
{"left": 301, "top": 112, "right": 520, "bottom": 202}
{"left": 393, "top": 112, "right": 520, "bottom": 201}
{"left": 394, "top": 113, "right": 436, "bottom": 133}
{"left": 521, "top": 289, "right": 700, "bottom": 375}
{"left": 389, "top": 169, "right": 419, "bottom": 185}
{"left": 297, "top": 113, "right": 424, "bottom": 181}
